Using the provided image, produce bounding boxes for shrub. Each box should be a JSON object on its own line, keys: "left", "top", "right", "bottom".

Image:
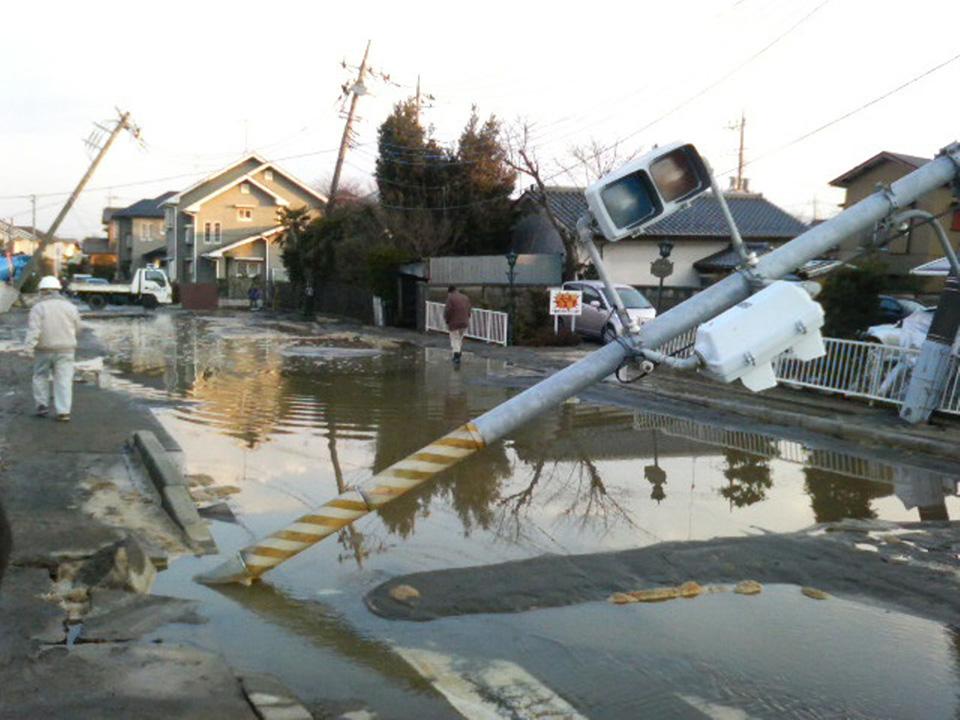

{"left": 818, "top": 261, "right": 887, "bottom": 339}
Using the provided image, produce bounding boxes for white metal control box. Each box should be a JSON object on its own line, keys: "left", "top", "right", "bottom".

{"left": 694, "top": 281, "right": 825, "bottom": 391}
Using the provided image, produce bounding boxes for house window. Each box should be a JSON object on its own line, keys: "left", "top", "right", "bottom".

{"left": 203, "top": 222, "right": 221, "bottom": 244}
{"left": 240, "top": 183, "right": 250, "bottom": 194}
{"left": 184, "top": 226, "right": 194, "bottom": 244}
{"left": 235, "top": 260, "right": 261, "bottom": 278}
{"left": 264, "top": 170, "right": 273, "bottom": 181}
{"left": 164, "top": 207, "right": 174, "bottom": 231}
{"left": 237, "top": 208, "right": 253, "bottom": 222}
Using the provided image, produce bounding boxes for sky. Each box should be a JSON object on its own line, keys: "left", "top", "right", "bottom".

{"left": 2, "top": 0, "right": 959, "bottom": 240}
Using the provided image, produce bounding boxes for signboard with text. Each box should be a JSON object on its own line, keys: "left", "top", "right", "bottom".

{"left": 549, "top": 289, "right": 583, "bottom": 316}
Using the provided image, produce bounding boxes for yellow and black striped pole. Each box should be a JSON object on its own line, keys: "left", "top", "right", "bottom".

{"left": 198, "top": 423, "right": 486, "bottom": 584}
{"left": 198, "top": 149, "right": 960, "bottom": 586}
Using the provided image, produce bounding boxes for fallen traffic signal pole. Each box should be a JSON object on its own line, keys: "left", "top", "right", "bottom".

{"left": 198, "top": 142, "right": 960, "bottom": 586}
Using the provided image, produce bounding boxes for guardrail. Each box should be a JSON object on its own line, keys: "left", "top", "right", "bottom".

{"left": 425, "top": 301, "right": 508, "bottom": 346}
{"left": 654, "top": 329, "right": 960, "bottom": 417}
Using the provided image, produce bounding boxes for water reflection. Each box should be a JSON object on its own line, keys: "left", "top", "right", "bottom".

{"left": 90, "top": 314, "right": 960, "bottom": 556}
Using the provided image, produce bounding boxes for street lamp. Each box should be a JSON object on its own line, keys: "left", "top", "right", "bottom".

{"left": 654, "top": 239, "right": 674, "bottom": 314}
{"left": 505, "top": 250, "right": 518, "bottom": 345}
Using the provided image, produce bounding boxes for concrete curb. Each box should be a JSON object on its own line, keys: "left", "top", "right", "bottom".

{"left": 131, "top": 431, "right": 216, "bottom": 551}
{"left": 240, "top": 674, "right": 313, "bottom": 720}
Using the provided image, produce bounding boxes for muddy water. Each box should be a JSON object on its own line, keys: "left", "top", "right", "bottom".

{"left": 89, "top": 313, "right": 960, "bottom": 719}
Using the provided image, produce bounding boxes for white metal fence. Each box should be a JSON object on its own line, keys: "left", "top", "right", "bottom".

{"left": 652, "top": 327, "right": 960, "bottom": 417}
{"left": 425, "top": 301, "right": 508, "bottom": 346}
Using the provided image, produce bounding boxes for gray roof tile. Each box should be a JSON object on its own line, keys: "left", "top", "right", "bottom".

{"left": 112, "top": 191, "right": 177, "bottom": 219}
{"left": 525, "top": 186, "right": 808, "bottom": 239}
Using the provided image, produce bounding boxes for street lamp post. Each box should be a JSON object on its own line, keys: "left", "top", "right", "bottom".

{"left": 652, "top": 239, "right": 674, "bottom": 314}
{"left": 505, "top": 250, "right": 518, "bottom": 345}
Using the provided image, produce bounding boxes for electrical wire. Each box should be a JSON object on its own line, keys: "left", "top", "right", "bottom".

{"left": 725, "top": 50, "right": 960, "bottom": 175}
{"left": 538, "top": 0, "right": 831, "bottom": 183}
{"left": 0, "top": 146, "right": 342, "bottom": 203}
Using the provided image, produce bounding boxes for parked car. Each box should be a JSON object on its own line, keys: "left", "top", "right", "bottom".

{"left": 864, "top": 307, "right": 934, "bottom": 346}
{"left": 560, "top": 280, "right": 656, "bottom": 343}
{"left": 877, "top": 295, "right": 925, "bottom": 324}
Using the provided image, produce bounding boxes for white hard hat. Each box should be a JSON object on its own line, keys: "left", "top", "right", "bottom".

{"left": 38, "top": 276, "right": 61, "bottom": 291}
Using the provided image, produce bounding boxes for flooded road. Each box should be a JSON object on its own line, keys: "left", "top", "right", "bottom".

{"left": 89, "top": 313, "right": 960, "bottom": 719}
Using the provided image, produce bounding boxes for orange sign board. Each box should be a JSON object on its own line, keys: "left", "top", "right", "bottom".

{"left": 549, "top": 289, "right": 582, "bottom": 316}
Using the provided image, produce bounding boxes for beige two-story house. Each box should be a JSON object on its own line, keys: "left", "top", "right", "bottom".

{"left": 163, "top": 154, "right": 326, "bottom": 286}
{"left": 829, "top": 151, "right": 960, "bottom": 292}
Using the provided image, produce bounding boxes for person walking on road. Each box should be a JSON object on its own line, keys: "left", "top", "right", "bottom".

{"left": 26, "top": 276, "right": 81, "bottom": 422}
{"left": 443, "top": 285, "right": 472, "bottom": 365}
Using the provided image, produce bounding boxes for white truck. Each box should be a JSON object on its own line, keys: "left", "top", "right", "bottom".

{"left": 68, "top": 268, "right": 173, "bottom": 310}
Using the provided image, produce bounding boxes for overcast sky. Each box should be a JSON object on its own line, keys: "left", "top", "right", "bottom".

{"left": 2, "top": 0, "right": 959, "bottom": 240}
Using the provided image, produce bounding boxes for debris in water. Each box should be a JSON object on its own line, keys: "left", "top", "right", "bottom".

{"left": 389, "top": 584, "right": 421, "bottom": 605}
{"left": 610, "top": 581, "right": 702, "bottom": 605}
{"left": 802, "top": 586, "right": 829, "bottom": 600}
{"left": 208, "top": 485, "right": 242, "bottom": 498}
{"left": 629, "top": 587, "right": 681, "bottom": 603}
{"left": 734, "top": 580, "right": 763, "bottom": 595}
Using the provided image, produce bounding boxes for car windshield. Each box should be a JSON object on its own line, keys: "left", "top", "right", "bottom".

{"left": 600, "top": 286, "right": 652, "bottom": 309}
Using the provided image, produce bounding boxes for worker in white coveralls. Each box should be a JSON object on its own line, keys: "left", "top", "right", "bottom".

{"left": 25, "top": 276, "right": 81, "bottom": 422}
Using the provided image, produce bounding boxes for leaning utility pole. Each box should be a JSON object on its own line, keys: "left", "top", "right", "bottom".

{"left": 327, "top": 40, "right": 371, "bottom": 213}
{"left": 12, "top": 109, "right": 139, "bottom": 294}
{"left": 198, "top": 143, "right": 960, "bottom": 586}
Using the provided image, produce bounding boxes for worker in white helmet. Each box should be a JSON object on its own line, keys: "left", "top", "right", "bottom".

{"left": 25, "top": 276, "right": 81, "bottom": 421}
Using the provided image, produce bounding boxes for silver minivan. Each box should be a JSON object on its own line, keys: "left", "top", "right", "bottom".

{"left": 560, "top": 280, "right": 656, "bottom": 343}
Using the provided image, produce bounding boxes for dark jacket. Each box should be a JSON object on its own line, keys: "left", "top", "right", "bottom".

{"left": 443, "top": 292, "right": 472, "bottom": 331}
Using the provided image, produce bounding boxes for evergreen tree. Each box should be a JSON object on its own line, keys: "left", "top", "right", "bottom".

{"left": 451, "top": 108, "right": 517, "bottom": 255}
{"left": 374, "top": 99, "right": 515, "bottom": 257}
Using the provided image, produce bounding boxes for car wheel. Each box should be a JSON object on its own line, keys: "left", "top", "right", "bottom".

{"left": 602, "top": 324, "right": 617, "bottom": 345}
{"left": 87, "top": 294, "right": 106, "bottom": 310}
{"left": 142, "top": 294, "right": 158, "bottom": 310}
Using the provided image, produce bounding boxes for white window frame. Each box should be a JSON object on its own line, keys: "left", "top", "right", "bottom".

{"left": 264, "top": 170, "right": 273, "bottom": 181}
{"left": 240, "top": 183, "right": 250, "bottom": 194}
{"left": 237, "top": 208, "right": 253, "bottom": 222}
{"left": 213, "top": 221, "right": 221, "bottom": 244}
{"left": 203, "top": 221, "right": 212, "bottom": 244}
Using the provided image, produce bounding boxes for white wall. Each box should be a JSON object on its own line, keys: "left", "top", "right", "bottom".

{"left": 601, "top": 239, "right": 727, "bottom": 288}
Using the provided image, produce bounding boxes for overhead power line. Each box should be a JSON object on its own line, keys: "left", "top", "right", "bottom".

{"left": 541, "top": 0, "right": 831, "bottom": 183}
{"left": 0, "top": 146, "right": 341, "bottom": 203}
{"left": 730, "top": 49, "right": 960, "bottom": 174}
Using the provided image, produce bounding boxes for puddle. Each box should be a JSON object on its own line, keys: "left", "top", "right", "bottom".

{"left": 87, "top": 313, "right": 960, "bottom": 718}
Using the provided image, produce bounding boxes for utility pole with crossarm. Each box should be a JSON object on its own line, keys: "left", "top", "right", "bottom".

{"left": 1, "top": 109, "right": 141, "bottom": 310}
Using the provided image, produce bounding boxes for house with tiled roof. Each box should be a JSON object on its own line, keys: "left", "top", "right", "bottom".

{"left": 829, "top": 150, "right": 959, "bottom": 291}
{"left": 512, "top": 185, "right": 807, "bottom": 292}
{"left": 163, "top": 154, "right": 326, "bottom": 288}
{"left": 113, "top": 192, "right": 176, "bottom": 278}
